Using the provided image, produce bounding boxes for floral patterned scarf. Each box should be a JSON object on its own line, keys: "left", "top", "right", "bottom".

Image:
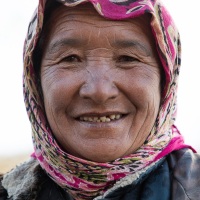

{"left": 23, "top": 0, "right": 192, "bottom": 199}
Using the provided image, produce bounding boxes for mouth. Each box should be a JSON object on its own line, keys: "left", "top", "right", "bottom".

{"left": 77, "top": 114, "right": 125, "bottom": 123}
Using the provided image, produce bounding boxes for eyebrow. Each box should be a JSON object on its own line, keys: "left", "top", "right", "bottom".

{"left": 113, "top": 40, "right": 151, "bottom": 56}
{"left": 47, "top": 38, "right": 151, "bottom": 56}
{"left": 47, "top": 38, "right": 82, "bottom": 54}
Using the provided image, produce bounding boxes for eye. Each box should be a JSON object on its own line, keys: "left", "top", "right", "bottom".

{"left": 61, "top": 55, "right": 81, "bottom": 62}
{"left": 118, "top": 55, "right": 139, "bottom": 62}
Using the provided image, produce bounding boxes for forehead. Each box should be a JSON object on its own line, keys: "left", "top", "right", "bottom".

{"left": 44, "top": 3, "right": 155, "bottom": 50}
{"left": 47, "top": 3, "right": 151, "bottom": 31}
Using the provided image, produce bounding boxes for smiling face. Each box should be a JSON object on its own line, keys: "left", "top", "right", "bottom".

{"left": 40, "top": 4, "right": 162, "bottom": 162}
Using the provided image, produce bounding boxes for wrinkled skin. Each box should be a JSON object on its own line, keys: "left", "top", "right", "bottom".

{"left": 40, "top": 4, "right": 162, "bottom": 162}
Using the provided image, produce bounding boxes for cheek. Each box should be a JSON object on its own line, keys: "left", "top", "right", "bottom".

{"left": 120, "top": 68, "right": 161, "bottom": 109}
{"left": 41, "top": 68, "right": 82, "bottom": 114}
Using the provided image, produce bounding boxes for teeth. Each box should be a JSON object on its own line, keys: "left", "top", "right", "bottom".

{"left": 100, "top": 116, "right": 107, "bottom": 122}
{"left": 79, "top": 114, "right": 122, "bottom": 122}
{"left": 83, "top": 117, "right": 88, "bottom": 121}
{"left": 109, "top": 115, "right": 116, "bottom": 120}
{"left": 106, "top": 118, "right": 111, "bottom": 122}
{"left": 88, "top": 117, "right": 93, "bottom": 122}
{"left": 115, "top": 114, "right": 121, "bottom": 119}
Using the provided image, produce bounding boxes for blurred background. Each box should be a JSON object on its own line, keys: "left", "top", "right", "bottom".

{"left": 0, "top": 0, "right": 200, "bottom": 173}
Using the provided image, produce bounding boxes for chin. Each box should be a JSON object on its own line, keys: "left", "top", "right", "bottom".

{"left": 83, "top": 154, "right": 120, "bottom": 163}
{"left": 72, "top": 143, "right": 129, "bottom": 162}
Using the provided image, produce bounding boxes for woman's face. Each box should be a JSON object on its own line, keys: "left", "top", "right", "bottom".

{"left": 40, "top": 4, "right": 162, "bottom": 162}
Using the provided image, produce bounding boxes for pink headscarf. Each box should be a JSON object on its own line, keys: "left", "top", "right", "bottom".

{"left": 23, "top": 0, "right": 192, "bottom": 199}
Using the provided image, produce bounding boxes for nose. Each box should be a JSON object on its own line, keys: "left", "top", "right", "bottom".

{"left": 79, "top": 70, "right": 119, "bottom": 104}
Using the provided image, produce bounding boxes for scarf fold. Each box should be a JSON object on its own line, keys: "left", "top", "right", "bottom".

{"left": 23, "top": 0, "right": 192, "bottom": 199}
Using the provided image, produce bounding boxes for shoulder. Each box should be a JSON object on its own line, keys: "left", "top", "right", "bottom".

{"left": 0, "top": 174, "right": 8, "bottom": 200}
{"left": 167, "top": 148, "right": 200, "bottom": 200}
{"left": 0, "top": 158, "right": 72, "bottom": 200}
{"left": 0, "top": 158, "right": 43, "bottom": 200}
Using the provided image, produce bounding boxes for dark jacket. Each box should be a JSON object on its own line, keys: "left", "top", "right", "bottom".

{"left": 1, "top": 148, "right": 200, "bottom": 200}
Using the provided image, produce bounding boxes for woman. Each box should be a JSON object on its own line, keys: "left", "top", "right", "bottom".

{"left": 1, "top": 0, "right": 200, "bottom": 199}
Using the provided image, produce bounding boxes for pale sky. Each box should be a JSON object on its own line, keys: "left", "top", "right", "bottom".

{"left": 0, "top": 0, "right": 199, "bottom": 157}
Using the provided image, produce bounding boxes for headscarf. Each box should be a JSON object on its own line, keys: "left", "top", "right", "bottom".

{"left": 23, "top": 0, "right": 192, "bottom": 199}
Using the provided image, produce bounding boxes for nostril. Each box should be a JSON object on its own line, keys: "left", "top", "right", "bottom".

{"left": 111, "top": 96, "right": 116, "bottom": 99}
